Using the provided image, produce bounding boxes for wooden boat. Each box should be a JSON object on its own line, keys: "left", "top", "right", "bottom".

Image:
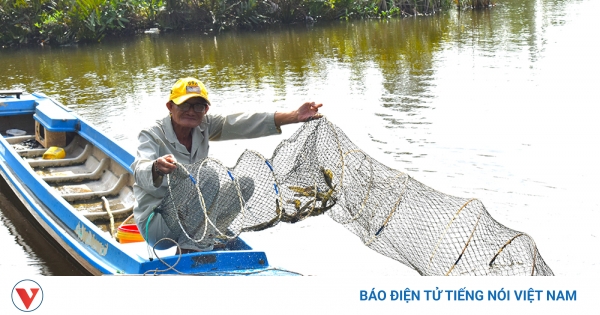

{"left": 0, "top": 90, "right": 298, "bottom": 275}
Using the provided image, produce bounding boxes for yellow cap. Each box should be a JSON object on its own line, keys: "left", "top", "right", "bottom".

{"left": 169, "top": 77, "right": 211, "bottom": 105}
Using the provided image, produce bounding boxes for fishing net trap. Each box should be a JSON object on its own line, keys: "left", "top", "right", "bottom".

{"left": 159, "top": 117, "right": 554, "bottom": 276}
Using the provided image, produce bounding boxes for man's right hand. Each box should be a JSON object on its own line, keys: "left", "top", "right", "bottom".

{"left": 154, "top": 154, "right": 177, "bottom": 175}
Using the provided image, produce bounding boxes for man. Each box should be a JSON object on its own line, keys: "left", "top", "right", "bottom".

{"left": 131, "top": 77, "right": 322, "bottom": 252}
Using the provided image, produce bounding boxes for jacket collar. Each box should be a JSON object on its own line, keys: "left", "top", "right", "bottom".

{"left": 158, "top": 115, "right": 206, "bottom": 155}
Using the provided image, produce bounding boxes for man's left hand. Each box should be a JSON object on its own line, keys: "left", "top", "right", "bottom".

{"left": 297, "top": 102, "right": 323, "bottom": 122}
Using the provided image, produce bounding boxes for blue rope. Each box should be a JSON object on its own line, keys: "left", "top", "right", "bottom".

{"left": 265, "top": 160, "right": 274, "bottom": 172}
{"left": 145, "top": 211, "right": 155, "bottom": 242}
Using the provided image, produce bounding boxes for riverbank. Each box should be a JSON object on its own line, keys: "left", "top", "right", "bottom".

{"left": 0, "top": 0, "right": 494, "bottom": 47}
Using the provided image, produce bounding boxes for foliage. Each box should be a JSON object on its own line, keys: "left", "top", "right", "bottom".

{"left": 72, "top": 0, "right": 132, "bottom": 42}
{"left": 157, "top": 0, "right": 210, "bottom": 30}
{"left": 131, "top": 0, "right": 163, "bottom": 23}
{"left": 0, "top": 0, "right": 48, "bottom": 45}
{"left": 233, "top": 0, "right": 270, "bottom": 30}
{"left": 0, "top": 0, "right": 493, "bottom": 47}
{"left": 35, "top": 10, "right": 73, "bottom": 45}
{"left": 270, "top": 0, "right": 306, "bottom": 23}
{"left": 455, "top": 0, "right": 493, "bottom": 9}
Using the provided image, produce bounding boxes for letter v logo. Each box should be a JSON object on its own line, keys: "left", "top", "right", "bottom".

{"left": 15, "top": 288, "right": 39, "bottom": 309}
{"left": 12, "top": 279, "right": 44, "bottom": 312}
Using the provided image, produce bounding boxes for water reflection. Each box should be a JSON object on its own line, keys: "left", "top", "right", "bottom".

{"left": 0, "top": 191, "right": 86, "bottom": 276}
{"left": 1, "top": 2, "right": 554, "bottom": 113}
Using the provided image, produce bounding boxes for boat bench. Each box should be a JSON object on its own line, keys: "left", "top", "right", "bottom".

{"left": 33, "top": 100, "right": 78, "bottom": 148}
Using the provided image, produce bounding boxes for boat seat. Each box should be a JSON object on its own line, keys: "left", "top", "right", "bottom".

{"left": 41, "top": 158, "right": 109, "bottom": 183}
{"left": 5, "top": 135, "right": 36, "bottom": 144}
{"left": 14, "top": 134, "right": 80, "bottom": 158}
{"left": 61, "top": 173, "right": 129, "bottom": 202}
{"left": 17, "top": 148, "right": 48, "bottom": 158}
{"left": 28, "top": 144, "right": 92, "bottom": 168}
{"left": 83, "top": 204, "right": 134, "bottom": 222}
{"left": 6, "top": 135, "right": 47, "bottom": 157}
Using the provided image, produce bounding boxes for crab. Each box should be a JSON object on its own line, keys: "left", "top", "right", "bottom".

{"left": 240, "top": 167, "right": 338, "bottom": 232}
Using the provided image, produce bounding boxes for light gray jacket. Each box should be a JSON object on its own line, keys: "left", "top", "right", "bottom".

{"left": 131, "top": 112, "right": 281, "bottom": 240}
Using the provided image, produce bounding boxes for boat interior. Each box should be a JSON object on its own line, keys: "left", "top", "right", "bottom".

{"left": 0, "top": 94, "right": 179, "bottom": 258}
{"left": 5, "top": 133, "right": 136, "bottom": 224}
{"left": 2, "top": 114, "right": 138, "bottom": 227}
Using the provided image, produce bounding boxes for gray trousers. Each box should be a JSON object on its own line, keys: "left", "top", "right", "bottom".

{"left": 146, "top": 166, "right": 253, "bottom": 251}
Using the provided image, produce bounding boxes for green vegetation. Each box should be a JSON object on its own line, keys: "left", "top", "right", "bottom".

{"left": 0, "top": 0, "right": 493, "bottom": 47}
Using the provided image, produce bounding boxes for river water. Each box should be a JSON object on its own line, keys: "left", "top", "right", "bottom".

{"left": 0, "top": 0, "right": 598, "bottom": 277}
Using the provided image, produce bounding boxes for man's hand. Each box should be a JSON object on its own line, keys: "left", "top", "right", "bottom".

{"left": 297, "top": 101, "right": 323, "bottom": 122}
{"left": 154, "top": 154, "right": 177, "bottom": 176}
{"left": 274, "top": 102, "right": 324, "bottom": 127}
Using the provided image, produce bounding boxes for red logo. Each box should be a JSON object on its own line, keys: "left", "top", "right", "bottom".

{"left": 11, "top": 280, "right": 43, "bottom": 312}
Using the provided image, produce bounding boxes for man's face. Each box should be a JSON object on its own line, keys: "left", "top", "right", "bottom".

{"left": 167, "top": 97, "right": 209, "bottom": 129}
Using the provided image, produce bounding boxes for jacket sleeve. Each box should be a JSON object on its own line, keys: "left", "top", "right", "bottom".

{"left": 131, "top": 129, "right": 164, "bottom": 191}
{"left": 207, "top": 112, "right": 281, "bottom": 141}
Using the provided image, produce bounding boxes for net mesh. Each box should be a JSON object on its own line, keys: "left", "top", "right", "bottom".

{"left": 158, "top": 117, "right": 554, "bottom": 276}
